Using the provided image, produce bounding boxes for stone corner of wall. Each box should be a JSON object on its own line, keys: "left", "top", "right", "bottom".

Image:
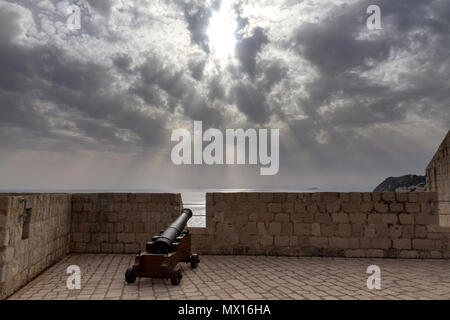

{"left": 0, "top": 196, "right": 10, "bottom": 215}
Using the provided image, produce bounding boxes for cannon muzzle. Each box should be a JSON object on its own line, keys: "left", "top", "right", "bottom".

{"left": 151, "top": 208, "right": 193, "bottom": 254}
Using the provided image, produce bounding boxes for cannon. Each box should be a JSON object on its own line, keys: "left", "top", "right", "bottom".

{"left": 125, "top": 208, "right": 200, "bottom": 285}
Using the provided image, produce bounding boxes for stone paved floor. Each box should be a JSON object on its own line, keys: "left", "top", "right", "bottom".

{"left": 8, "top": 254, "right": 450, "bottom": 300}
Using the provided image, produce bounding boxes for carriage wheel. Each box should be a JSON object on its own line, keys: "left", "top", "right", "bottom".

{"left": 190, "top": 253, "right": 200, "bottom": 269}
{"left": 171, "top": 267, "right": 182, "bottom": 285}
{"left": 125, "top": 267, "right": 136, "bottom": 284}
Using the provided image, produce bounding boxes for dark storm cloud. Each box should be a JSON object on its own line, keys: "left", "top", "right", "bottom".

{"left": 0, "top": 10, "right": 167, "bottom": 151}
{"left": 232, "top": 82, "right": 269, "bottom": 124}
{"left": 235, "top": 27, "right": 269, "bottom": 79}
{"left": 133, "top": 55, "right": 223, "bottom": 126}
{"left": 290, "top": 0, "right": 450, "bottom": 129}
{"left": 176, "top": 0, "right": 220, "bottom": 53}
{"left": 284, "top": 0, "right": 450, "bottom": 175}
{"left": 188, "top": 58, "right": 206, "bottom": 81}
{"left": 207, "top": 76, "right": 226, "bottom": 101}
{"left": 0, "top": 0, "right": 449, "bottom": 190}
{"left": 112, "top": 54, "right": 133, "bottom": 73}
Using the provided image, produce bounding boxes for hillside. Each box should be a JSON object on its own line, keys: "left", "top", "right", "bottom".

{"left": 373, "top": 175, "right": 426, "bottom": 192}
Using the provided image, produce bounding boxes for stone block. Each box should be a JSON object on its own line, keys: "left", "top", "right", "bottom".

{"left": 342, "top": 203, "right": 360, "bottom": 213}
{"left": 311, "top": 223, "right": 320, "bottom": 236}
{"left": 382, "top": 192, "right": 396, "bottom": 202}
{"left": 258, "top": 235, "right": 272, "bottom": 246}
{"left": 368, "top": 214, "right": 382, "bottom": 224}
{"left": 399, "top": 214, "right": 414, "bottom": 224}
{"left": 282, "top": 203, "right": 294, "bottom": 213}
{"left": 372, "top": 193, "right": 382, "bottom": 202}
{"left": 260, "top": 193, "right": 273, "bottom": 203}
{"left": 362, "top": 193, "right": 372, "bottom": 202}
{"left": 117, "top": 233, "right": 135, "bottom": 243}
{"left": 415, "top": 214, "right": 436, "bottom": 225}
{"left": 351, "top": 224, "right": 364, "bottom": 237}
{"left": 135, "top": 233, "right": 148, "bottom": 243}
{"left": 412, "top": 239, "right": 434, "bottom": 250}
{"left": 330, "top": 237, "right": 349, "bottom": 249}
{"left": 268, "top": 222, "right": 281, "bottom": 236}
{"left": 0, "top": 229, "right": 9, "bottom": 248}
{"left": 366, "top": 249, "right": 384, "bottom": 258}
{"left": 310, "top": 237, "right": 328, "bottom": 248}
{"left": 415, "top": 226, "right": 427, "bottom": 238}
{"left": 418, "top": 192, "right": 436, "bottom": 202}
{"left": 420, "top": 203, "right": 431, "bottom": 214}
{"left": 337, "top": 224, "right": 351, "bottom": 237}
{"left": 294, "top": 223, "right": 310, "bottom": 235}
{"left": 396, "top": 193, "right": 408, "bottom": 202}
{"left": 374, "top": 203, "right": 388, "bottom": 213}
{"left": 393, "top": 239, "right": 411, "bottom": 249}
{"left": 389, "top": 225, "right": 402, "bottom": 239}
{"left": 364, "top": 225, "right": 376, "bottom": 238}
{"left": 382, "top": 214, "right": 398, "bottom": 224}
{"left": 247, "top": 222, "right": 257, "bottom": 235}
{"left": 430, "top": 251, "right": 442, "bottom": 259}
{"left": 360, "top": 203, "right": 373, "bottom": 213}
{"left": 289, "top": 236, "right": 298, "bottom": 246}
{"left": 320, "top": 224, "right": 335, "bottom": 237}
{"left": 402, "top": 225, "right": 414, "bottom": 238}
{"left": 332, "top": 213, "right": 348, "bottom": 223}
{"left": 315, "top": 214, "right": 332, "bottom": 224}
{"left": 408, "top": 193, "right": 418, "bottom": 203}
{"left": 371, "top": 238, "right": 391, "bottom": 249}
{"left": 257, "top": 222, "right": 266, "bottom": 235}
{"left": 349, "top": 214, "right": 367, "bottom": 224}
{"left": 326, "top": 201, "right": 341, "bottom": 213}
{"left": 350, "top": 193, "right": 362, "bottom": 203}
{"left": 406, "top": 203, "right": 419, "bottom": 213}
{"left": 125, "top": 243, "right": 140, "bottom": 253}
{"left": 101, "top": 243, "right": 113, "bottom": 253}
{"left": 273, "top": 193, "right": 288, "bottom": 203}
{"left": 274, "top": 213, "right": 289, "bottom": 222}
{"left": 282, "top": 222, "right": 293, "bottom": 236}
{"left": 274, "top": 235, "right": 289, "bottom": 247}
{"left": 399, "top": 250, "right": 419, "bottom": 258}
{"left": 349, "top": 238, "right": 359, "bottom": 248}
{"left": 389, "top": 203, "right": 403, "bottom": 212}
{"left": 345, "top": 249, "right": 365, "bottom": 258}
{"left": 268, "top": 203, "right": 281, "bottom": 213}
{"left": 228, "top": 234, "right": 239, "bottom": 245}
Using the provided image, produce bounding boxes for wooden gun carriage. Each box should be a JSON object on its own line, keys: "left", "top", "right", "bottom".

{"left": 125, "top": 208, "right": 200, "bottom": 285}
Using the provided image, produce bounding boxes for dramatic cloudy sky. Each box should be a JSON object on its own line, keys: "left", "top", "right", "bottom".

{"left": 0, "top": 0, "right": 449, "bottom": 191}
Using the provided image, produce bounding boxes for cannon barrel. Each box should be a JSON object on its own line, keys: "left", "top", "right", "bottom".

{"left": 151, "top": 208, "right": 193, "bottom": 253}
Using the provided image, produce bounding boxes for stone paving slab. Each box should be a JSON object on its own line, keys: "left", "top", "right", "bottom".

{"left": 8, "top": 254, "right": 450, "bottom": 300}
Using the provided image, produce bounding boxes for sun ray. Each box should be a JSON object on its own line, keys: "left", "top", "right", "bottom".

{"left": 207, "top": 0, "right": 237, "bottom": 60}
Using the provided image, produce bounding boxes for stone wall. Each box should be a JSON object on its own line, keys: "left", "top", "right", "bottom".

{"left": 426, "top": 130, "right": 450, "bottom": 226}
{"left": 70, "top": 193, "right": 182, "bottom": 253}
{"left": 191, "top": 192, "right": 450, "bottom": 259}
{"left": 0, "top": 194, "right": 71, "bottom": 299}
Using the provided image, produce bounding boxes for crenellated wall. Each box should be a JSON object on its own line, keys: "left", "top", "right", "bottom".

{"left": 191, "top": 192, "right": 450, "bottom": 259}
{"left": 0, "top": 194, "right": 71, "bottom": 299}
